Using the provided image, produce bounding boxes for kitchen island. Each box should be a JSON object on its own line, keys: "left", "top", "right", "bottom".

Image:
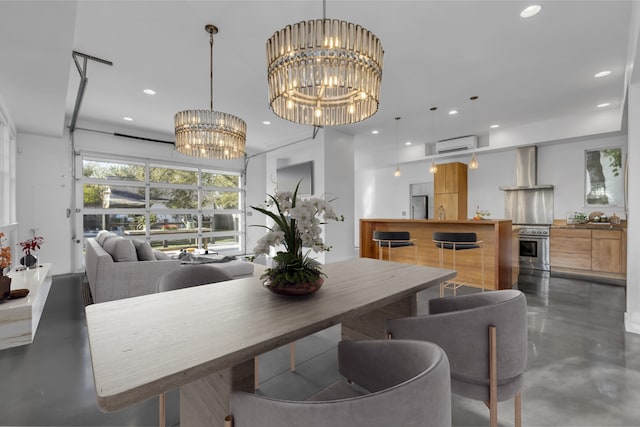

{"left": 360, "top": 219, "right": 518, "bottom": 290}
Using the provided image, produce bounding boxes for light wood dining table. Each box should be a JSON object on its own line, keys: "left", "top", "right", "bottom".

{"left": 85, "top": 257, "right": 455, "bottom": 426}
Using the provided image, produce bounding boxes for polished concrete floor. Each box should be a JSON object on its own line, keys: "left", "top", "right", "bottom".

{"left": 1, "top": 270, "right": 640, "bottom": 426}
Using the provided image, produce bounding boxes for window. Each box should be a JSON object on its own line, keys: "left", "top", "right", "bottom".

{"left": 79, "top": 155, "right": 243, "bottom": 255}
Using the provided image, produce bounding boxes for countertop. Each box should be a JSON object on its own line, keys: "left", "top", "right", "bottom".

{"left": 361, "top": 218, "right": 511, "bottom": 225}
{"left": 551, "top": 220, "right": 627, "bottom": 230}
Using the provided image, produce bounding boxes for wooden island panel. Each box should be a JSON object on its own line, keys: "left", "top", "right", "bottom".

{"left": 360, "top": 219, "right": 517, "bottom": 290}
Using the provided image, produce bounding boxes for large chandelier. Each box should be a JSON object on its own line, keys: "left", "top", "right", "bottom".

{"left": 266, "top": 2, "right": 384, "bottom": 126}
{"left": 175, "top": 25, "right": 246, "bottom": 160}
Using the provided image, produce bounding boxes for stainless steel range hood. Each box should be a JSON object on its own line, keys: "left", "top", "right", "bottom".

{"left": 499, "top": 146, "right": 554, "bottom": 191}
{"left": 500, "top": 146, "right": 554, "bottom": 225}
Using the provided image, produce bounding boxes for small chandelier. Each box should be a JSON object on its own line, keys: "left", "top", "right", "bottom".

{"left": 266, "top": 1, "right": 384, "bottom": 126}
{"left": 175, "top": 25, "right": 246, "bottom": 160}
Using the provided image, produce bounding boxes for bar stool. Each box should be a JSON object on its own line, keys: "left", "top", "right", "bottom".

{"left": 432, "top": 231, "right": 484, "bottom": 296}
{"left": 373, "top": 231, "right": 418, "bottom": 263}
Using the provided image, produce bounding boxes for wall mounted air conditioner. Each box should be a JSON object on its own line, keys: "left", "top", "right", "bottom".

{"left": 435, "top": 135, "right": 477, "bottom": 154}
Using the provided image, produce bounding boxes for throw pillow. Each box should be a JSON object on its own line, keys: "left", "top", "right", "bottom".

{"left": 96, "top": 230, "right": 116, "bottom": 246}
{"left": 132, "top": 240, "right": 155, "bottom": 261}
{"left": 102, "top": 237, "right": 138, "bottom": 262}
{"left": 153, "top": 250, "right": 170, "bottom": 260}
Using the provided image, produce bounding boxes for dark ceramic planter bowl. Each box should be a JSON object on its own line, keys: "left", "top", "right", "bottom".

{"left": 20, "top": 254, "right": 38, "bottom": 268}
{"left": 263, "top": 277, "right": 324, "bottom": 296}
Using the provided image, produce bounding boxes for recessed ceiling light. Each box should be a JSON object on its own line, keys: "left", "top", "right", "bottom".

{"left": 123, "top": 117, "right": 133, "bottom": 121}
{"left": 371, "top": 130, "right": 379, "bottom": 134}
{"left": 490, "top": 124, "right": 500, "bottom": 129}
{"left": 595, "top": 70, "right": 611, "bottom": 78}
{"left": 262, "top": 121, "right": 271, "bottom": 125}
{"left": 448, "top": 110, "right": 458, "bottom": 115}
{"left": 597, "top": 102, "right": 611, "bottom": 108}
{"left": 405, "top": 141, "right": 412, "bottom": 146}
{"left": 143, "top": 89, "right": 156, "bottom": 95}
{"left": 520, "top": 5, "right": 542, "bottom": 18}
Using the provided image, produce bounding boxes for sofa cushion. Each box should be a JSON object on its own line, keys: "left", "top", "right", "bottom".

{"left": 96, "top": 230, "right": 117, "bottom": 246}
{"left": 154, "top": 250, "right": 170, "bottom": 260}
{"left": 102, "top": 236, "right": 138, "bottom": 262}
{"left": 132, "top": 240, "right": 155, "bottom": 261}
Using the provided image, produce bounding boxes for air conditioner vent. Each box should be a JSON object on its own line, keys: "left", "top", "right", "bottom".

{"left": 435, "top": 135, "right": 477, "bottom": 154}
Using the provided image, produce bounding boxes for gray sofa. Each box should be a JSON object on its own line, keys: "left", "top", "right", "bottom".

{"left": 85, "top": 230, "right": 254, "bottom": 303}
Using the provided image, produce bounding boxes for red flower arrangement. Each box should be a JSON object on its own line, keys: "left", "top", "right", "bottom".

{"left": 18, "top": 236, "right": 44, "bottom": 256}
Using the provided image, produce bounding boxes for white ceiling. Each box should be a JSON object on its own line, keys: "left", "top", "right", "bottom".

{"left": 0, "top": 1, "right": 633, "bottom": 155}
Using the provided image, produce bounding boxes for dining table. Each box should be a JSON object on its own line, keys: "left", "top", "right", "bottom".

{"left": 85, "top": 257, "right": 456, "bottom": 426}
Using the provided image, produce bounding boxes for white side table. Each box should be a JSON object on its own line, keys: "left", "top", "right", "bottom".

{"left": 0, "top": 263, "right": 52, "bottom": 350}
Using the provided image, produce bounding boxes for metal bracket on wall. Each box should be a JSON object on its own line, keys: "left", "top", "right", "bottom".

{"left": 69, "top": 51, "right": 113, "bottom": 132}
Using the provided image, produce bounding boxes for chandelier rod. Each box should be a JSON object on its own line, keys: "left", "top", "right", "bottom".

{"left": 205, "top": 25, "right": 218, "bottom": 112}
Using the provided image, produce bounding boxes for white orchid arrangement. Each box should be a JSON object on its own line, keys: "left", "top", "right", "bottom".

{"left": 252, "top": 181, "right": 343, "bottom": 288}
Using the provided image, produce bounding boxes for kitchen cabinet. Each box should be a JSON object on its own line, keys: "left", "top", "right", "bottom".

{"left": 550, "top": 228, "right": 591, "bottom": 270}
{"left": 550, "top": 226, "right": 626, "bottom": 277}
{"left": 591, "top": 229, "right": 623, "bottom": 273}
{"left": 434, "top": 162, "right": 467, "bottom": 220}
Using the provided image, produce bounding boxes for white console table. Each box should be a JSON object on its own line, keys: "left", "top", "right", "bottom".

{"left": 0, "top": 263, "right": 52, "bottom": 350}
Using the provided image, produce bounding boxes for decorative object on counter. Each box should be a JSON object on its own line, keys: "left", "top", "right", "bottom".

{"left": 473, "top": 206, "right": 491, "bottom": 220}
{"left": 18, "top": 235, "right": 43, "bottom": 268}
{"left": 0, "top": 232, "right": 12, "bottom": 300}
{"left": 588, "top": 211, "right": 605, "bottom": 223}
{"left": 0, "top": 272, "right": 10, "bottom": 301}
{"left": 567, "top": 212, "right": 588, "bottom": 224}
{"left": 585, "top": 147, "right": 623, "bottom": 206}
{"left": 609, "top": 213, "right": 621, "bottom": 225}
{"left": 8, "top": 289, "right": 29, "bottom": 299}
{"left": 251, "top": 180, "right": 343, "bottom": 296}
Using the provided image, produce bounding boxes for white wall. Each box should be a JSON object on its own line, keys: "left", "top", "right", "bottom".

{"left": 467, "top": 149, "right": 515, "bottom": 219}
{"left": 16, "top": 131, "right": 72, "bottom": 275}
{"left": 323, "top": 129, "right": 355, "bottom": 263}
{"left": 252, "top": 129, "right": 355, "bottom": 264}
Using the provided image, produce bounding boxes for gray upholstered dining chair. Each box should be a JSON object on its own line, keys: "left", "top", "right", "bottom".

{"left": 156, "top": 264, "right": 234, "bottom": 427}
{"left": 157, "top": 263, "right": 233, "bottom": 292}
{"left": 386, "top": 290, "right": 527, "bottom": 427}
{"left": 226, "top": 339, "right": 452, "bottom": 427}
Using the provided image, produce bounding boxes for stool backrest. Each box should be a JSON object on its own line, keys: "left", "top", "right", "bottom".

{"left": 433, "top": 232, "right": 478, "bottom": 250}
{"left": 373, "top": 231, "right": 411, "bottom": 241}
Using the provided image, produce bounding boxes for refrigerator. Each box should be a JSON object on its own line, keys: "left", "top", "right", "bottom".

{"left": 411, "top": 196, "right": 428, "bottom": 219}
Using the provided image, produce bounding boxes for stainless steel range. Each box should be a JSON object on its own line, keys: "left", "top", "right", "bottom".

{"left": 500, "top": 146, "right": 554, "bottom": 272}
{"left": 518, "top": 225, "right": 550, "bottom": 271}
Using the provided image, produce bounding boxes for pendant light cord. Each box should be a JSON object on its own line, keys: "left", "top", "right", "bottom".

{"left": 209, "top": 30, "right": 214, "bottom": 112}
